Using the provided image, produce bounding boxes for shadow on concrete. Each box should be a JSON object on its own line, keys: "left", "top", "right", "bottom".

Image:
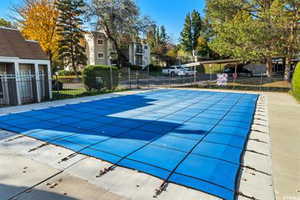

{"left": 0, "top": 183, "right": 78, "bottom": 200}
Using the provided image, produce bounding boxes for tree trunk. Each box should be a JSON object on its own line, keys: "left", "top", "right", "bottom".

{"left": 192, "top": 49, "right": 197, "bottom": 62}
{"left": 284, "top": 19, "right": 297, "bottom": 81}
{"left": 71, "top": 52, "right": 79, "bottom": 77}
{"left": 103, "top": 22, "right": 130, "bottom": 68}
{"left": 111, "top": 38, "right": 130, "bottom": 68}
{"left": 48, "top": 51, "right": 53, "bottom": 73}
{"left": 266, "top": 57, "right": 273, "bottom": 77}
{"left": 284, "top": 57, "right": 292, "bottom": 82}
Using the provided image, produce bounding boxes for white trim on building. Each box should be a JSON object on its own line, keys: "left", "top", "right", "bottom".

{"left": 0, "top": 57, "right": 51, "bottom": 106}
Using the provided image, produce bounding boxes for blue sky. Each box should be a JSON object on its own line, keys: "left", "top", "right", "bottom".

{"left": 136, "top": 0, "right": 206, "bottom": 43}
{"left": 0, "top": 0, "right": 206, "bottom": 43}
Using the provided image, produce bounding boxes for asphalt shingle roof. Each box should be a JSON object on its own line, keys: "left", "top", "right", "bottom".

{"left": 0, "top": 27, "right": 48, "bottom": 60}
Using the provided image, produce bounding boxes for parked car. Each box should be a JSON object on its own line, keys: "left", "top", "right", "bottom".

{"left": 182, "top": 67, "right": 197, "bottom": 76}
{"left": 52, "top": 79, "right": 63, "bottom": 91}
{"left": 224, "top": 67, "right": 253, "bottom": 77}
{"left": 162, "top": 65, "right": 185, "bottom": 76}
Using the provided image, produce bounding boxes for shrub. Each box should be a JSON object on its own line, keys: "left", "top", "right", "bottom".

{"left": 83, "top": 65, "right": 119, "bottom": 91}
{"left": 56, "top": 75, "right": 82, "bottom": 83}
{"left": 292, "top": 63, "right": 300, "bottom": 101}
{"left": 57, "top": 70, "right": 81, "bottom": 76}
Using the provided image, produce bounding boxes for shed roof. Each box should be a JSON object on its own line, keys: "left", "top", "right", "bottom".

{"left": 0, "top": 27, "right": 48, "bottom": 60}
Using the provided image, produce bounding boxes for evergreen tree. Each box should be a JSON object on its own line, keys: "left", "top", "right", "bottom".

{"left": 180, "top": 10, "right": 202, "bottom": 57}
{"left": 146, "top": 25, "right": 169, "bottom": 56}
{"left": 180, "top": 13, "right": 192, "bottom": 52}
{"left": 0, "top": 18, "right": 14, "bottom": 28}
{"left": 191, "top": 10, "right": 202, "bottom": 56}
{"left": 160, "top": 26, "right": 167, "bottom": 44}
{"left": 56, "top": 0, "right": 86, "bottom": 74}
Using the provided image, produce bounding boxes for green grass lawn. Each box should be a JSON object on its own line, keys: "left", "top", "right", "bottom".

{"left": 52, "top": 88, "right": 127, "bottom": 100}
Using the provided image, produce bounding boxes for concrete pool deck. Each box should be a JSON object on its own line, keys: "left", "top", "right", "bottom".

{"left": 267, "top": 92, "right": 300, "bottom": 200}
{"left": 0, "top": 89, "right": 279, "bottom": 200}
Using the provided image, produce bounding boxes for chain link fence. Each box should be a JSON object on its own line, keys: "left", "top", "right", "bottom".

{"left": 0, "top": 65, "right": 292, "bottom": 107}
{"left": 51, "top": 65, "right": 291, "bottom": 101}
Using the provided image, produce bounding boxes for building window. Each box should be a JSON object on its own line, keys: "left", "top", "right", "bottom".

{"left": 144, "top": 46, "right": 148, "bottom": 50}
{"left": 98, "top": 53, "right": 104, "bottom": 59}
{"left": 136, "top": 44, "right": 143, "bottom": 53}
{"left": 97, "top": 39, "right": 103, "bottom": 45}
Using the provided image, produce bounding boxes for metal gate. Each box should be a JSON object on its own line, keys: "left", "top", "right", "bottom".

{"left": 0, "top": 75, "right": 9, "bottom": 105}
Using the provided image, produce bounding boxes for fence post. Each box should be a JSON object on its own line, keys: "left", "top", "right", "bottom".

{"left": 47, "top": 63, "right": 52, "bottom": 100}
{"left": 14, "top": 62, "right": 22, "bottom": 105}
{"left": 194, "top": 65, "right": 196, "bottom": 84}
{"left": 128, "top": 67, "right": 131, "bottom": 89}
{"left": 136, "top": 70, "right": 138, "bottom": 89}
{"left": 169, "top": 73, "right": 171, "bottom": 88}
{"left": 148, "top": 65, "right": 150, "bottom": 88}
{"left": 109, "top": 65, "right": 113, "bottom": 90}
{"left": 260, "top": 72, "right": 263, "bottom": 91}
{"left": 34, "top": 63, "right": 41, "bottom": 102}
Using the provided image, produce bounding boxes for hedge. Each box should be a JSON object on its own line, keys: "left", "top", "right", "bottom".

{"left": 292, "top": 63, "right": 300, "bottom": 101}
{"left": 83, "top": 65, "right": 119, "bottom": 91}
{"left": 57, "top": 69, "right": 81, "bottom": 76}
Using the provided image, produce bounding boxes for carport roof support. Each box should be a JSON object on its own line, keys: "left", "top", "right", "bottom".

{"left": 183, "top": 59, "right": 240, "bottom": 67}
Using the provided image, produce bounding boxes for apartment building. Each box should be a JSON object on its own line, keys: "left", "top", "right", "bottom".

{"left": 85, "top": 31, "right": 150, "bottom": 68}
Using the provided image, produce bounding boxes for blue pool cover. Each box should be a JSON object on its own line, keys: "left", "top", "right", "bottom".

{"left": 0, "top": 89, "right": 258, "bottom": 200}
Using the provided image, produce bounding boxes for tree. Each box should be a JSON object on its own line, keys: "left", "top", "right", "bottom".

{"left": 160, "top": 26, "right": 168, "bottom": 44}
{"left": 12, "top": 0, "right": 59, "bottom": 66}
{"left": 206, "top": 0, "right": 300, "bottom": 78}
{"left": 180, "top": 13, "right": 192, "bottom": 53}
{"left": 180, "top": 10, "right": 202, "bottom": 59}
{"left": 86, "top": 0, "right": 153, "bottom": 67}
{"left": 166, "top": 48, "right": 177, "bottom": 59}
{"left": 0, "top": 18, "right": 15, "bottom": 28}
{"left": 147, "top": 25, "right": 169, "bottom": 56}
{"left": 56, "top": 0, "right": 87, "bottom": 75}
{"left": 196, "top": 36, "right": 210, "bottom": 58}
{"left": 271, "top": 0, "right": 300, "bottom": 80}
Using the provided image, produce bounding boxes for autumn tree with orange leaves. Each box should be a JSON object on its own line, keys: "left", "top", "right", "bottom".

{"left": 13, "top": 0, "right": 59, "bottom": 66}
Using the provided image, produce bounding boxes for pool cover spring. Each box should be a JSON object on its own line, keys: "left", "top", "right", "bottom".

{"left": 0, "top": 89, "right": 258, "bottom": 200}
